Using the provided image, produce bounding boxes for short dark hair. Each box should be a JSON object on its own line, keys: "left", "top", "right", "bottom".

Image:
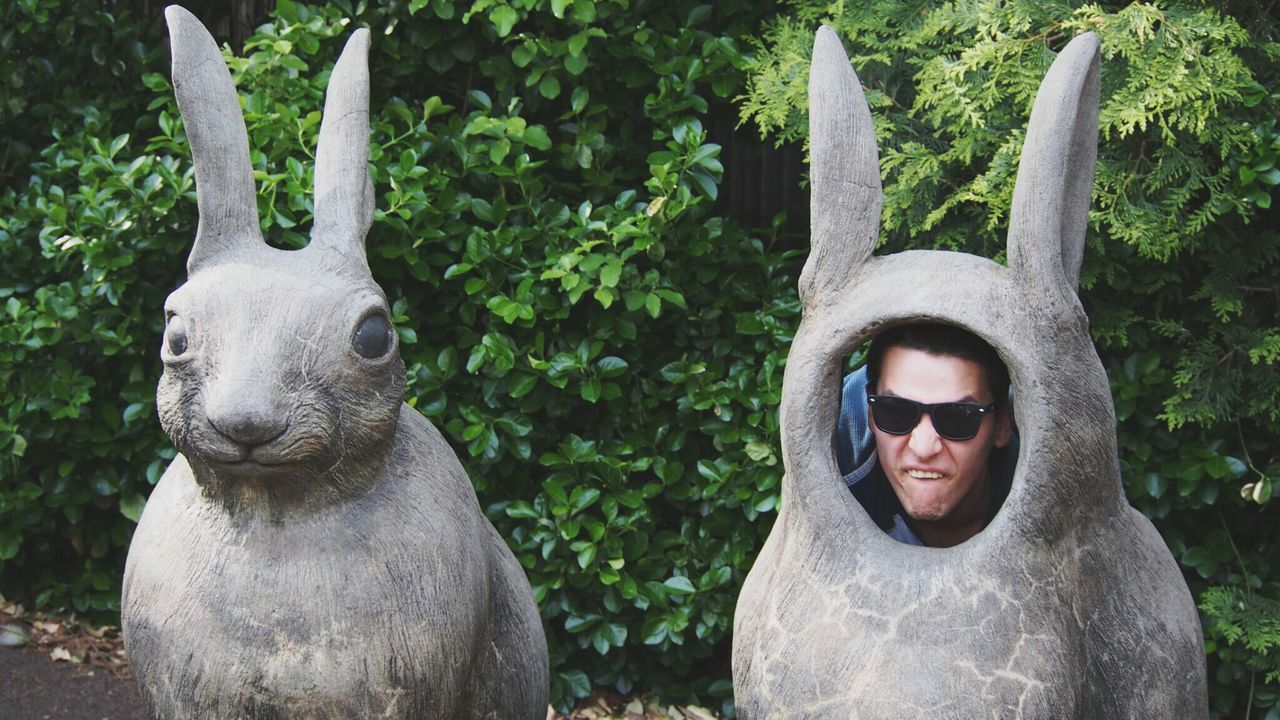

{"left": 865, "top": 323, "right": 1010, "bottom": 406}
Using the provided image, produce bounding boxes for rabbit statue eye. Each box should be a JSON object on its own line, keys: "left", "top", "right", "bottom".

{"left": 166, "top": 316, "right": 189, "bottom": 356}
{"left": 352, "top": 315, "right": 393, "bottom": 359}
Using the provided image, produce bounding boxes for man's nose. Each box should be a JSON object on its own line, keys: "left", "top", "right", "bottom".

{"left": 907, "top": 413, "right": 943, "bottom": 456}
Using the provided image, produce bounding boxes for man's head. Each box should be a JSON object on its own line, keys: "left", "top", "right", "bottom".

{"left": 865, "top": 324, "right": 1013, "bottom": 547}
{"left": 866, "top": 324, "right": 1010, "bottom": 408}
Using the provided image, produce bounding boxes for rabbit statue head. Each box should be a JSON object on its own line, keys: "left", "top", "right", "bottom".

{"left": 157, "top": 7, "right": 401, "bottom": 515}
{"left": 732, "top": 27, "right": 1206, "bottom": 718}
{"left": 123, "top": 8, "right": 549, "bottom": 718}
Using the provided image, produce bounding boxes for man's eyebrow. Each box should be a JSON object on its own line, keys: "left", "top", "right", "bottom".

{"left": 877, "top": 388, "right": 984, "bottom": 403}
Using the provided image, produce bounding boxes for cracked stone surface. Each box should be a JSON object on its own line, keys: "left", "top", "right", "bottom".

{"left": 731, "top": 27, "right": 1207, "bottom": 719}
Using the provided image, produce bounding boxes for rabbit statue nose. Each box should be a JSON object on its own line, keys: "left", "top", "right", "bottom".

{"left": 205, "top": 383, "right": 287, "bottom": 446}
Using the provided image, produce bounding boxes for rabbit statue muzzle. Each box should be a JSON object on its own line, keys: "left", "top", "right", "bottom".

{"left": 122, "top": 7, "right": 549, "bottom": 718}
{"left": 731, "top": 27, "right": 1207, "bottom": 719}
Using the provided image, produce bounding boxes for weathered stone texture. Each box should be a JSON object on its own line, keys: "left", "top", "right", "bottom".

{"left": 732, "top": 27, "right": 1207, "bottom": 719}
{"left": 122, "top": 8, "right": 548, "bottom": 718}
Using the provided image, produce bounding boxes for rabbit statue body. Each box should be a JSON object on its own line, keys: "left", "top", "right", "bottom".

{"left": 121, "top": 8, "right": 548, "bottom": 719}
{"left": 731, "top": 28, "right": 1207, "bottom": 719}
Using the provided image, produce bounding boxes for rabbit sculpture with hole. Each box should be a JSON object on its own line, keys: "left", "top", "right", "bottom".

{"left": 122, "top": 7, "right": 549, "bottom": 718}
{"left": 731, "top": 27, "right": 1207, "bottom": 718}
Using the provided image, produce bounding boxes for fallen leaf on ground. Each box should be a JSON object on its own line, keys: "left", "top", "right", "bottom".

{"left": 545, "top": 692, "right": 726, "bottom": 720}
{"left": 0, "top": 606, "right": 129, "bottom": 678}
{"left": 0, "top": 623, "right": 29, "bottom": 647}
{"left": 50, "top": 646, "right": 73, "bottom": 662}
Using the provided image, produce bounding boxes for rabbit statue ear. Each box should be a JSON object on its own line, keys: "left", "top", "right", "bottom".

{"left": 1007, "top": 33, "right": 1101, "bottom": 293}
{"left": 165, "top": 6, "right": 264, "bottom": 274}
{"left": 309, "top": 28, "right": 373, "bottom": 267}
{"left": 800, "top": 26, "right": 882, "bottom": 305}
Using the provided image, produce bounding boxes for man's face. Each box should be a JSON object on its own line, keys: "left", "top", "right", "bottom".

{"left": 870, "top": 346, "right": 1013, "bottom": 535}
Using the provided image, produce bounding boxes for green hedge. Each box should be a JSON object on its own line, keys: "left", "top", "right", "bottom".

{"left": 1, "top": 0, "right": 175, "bottom": 607}
{"left": 0, "top": 0, "right": 789, "bottom": 711}
{"left": 741, "top": 1, "right": 1279, "bottom": 716}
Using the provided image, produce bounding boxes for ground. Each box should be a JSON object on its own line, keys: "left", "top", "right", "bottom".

{"left": 0, "top": 597, "right": 724, "bottom": 720}
{"left": 0, "top": 645, "right": 144, "bottom": 720}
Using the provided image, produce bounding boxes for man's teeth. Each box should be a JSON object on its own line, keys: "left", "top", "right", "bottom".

{"left": 907, "top": 470, "right": 942, "bottom": 479}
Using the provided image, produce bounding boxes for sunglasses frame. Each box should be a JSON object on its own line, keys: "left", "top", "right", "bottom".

{"left": 866, "top": 394, "right": 997, "bottom": 441}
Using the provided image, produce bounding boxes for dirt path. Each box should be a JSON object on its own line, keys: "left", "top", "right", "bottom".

{"left": 0, "top": 645, "right": 144, "bottom": 720}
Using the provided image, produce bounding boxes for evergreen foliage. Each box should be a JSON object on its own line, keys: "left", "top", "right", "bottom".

{"left": 741, "top": 1, "right": 1279, "bottom": 715}
{"left": 1202, "top": 586, "right": 1280, "bottom": 685}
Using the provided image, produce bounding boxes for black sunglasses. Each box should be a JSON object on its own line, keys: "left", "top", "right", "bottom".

{"left": 867, "top": 394, "right": 996, "bottom": 441}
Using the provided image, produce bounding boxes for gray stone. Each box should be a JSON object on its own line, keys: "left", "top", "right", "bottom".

{"left": 121, "top": 7, "right": 549, "bottom": 718}
{"left": 732, "top": 27, "right": 1207, "bottom": 718}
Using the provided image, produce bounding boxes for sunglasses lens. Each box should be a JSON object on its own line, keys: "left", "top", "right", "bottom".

{"left": 869, "top": 396, "right": 990, "bottom": 440}
{"left": 870, "top": 397, "right": 920, "bottom": 435}
{"left": 932, "top": 403, "right": 984, "bottom": 441}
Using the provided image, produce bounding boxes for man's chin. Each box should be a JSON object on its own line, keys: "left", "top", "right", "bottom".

{"left": 903, "top": 504, "right": 950, "bottom": 523}
{"left": 890, "top": 480, "right": 952, "bottom": 521}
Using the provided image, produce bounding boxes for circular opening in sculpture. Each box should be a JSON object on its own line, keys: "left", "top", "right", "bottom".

{"left": 835, "top": 322, "right": 1017, "bottom": 549}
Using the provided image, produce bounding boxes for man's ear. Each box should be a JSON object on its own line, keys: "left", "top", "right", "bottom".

{"left": 993, "top": 404, "right": 1014, "bottom": 449}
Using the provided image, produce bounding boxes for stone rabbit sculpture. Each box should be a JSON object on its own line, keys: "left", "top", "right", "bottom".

{"left": 731, "top": 27, "right": 1207, "bottom": 718}
{"left": 122, "top": 7, "right": 548, "bottom": 718}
